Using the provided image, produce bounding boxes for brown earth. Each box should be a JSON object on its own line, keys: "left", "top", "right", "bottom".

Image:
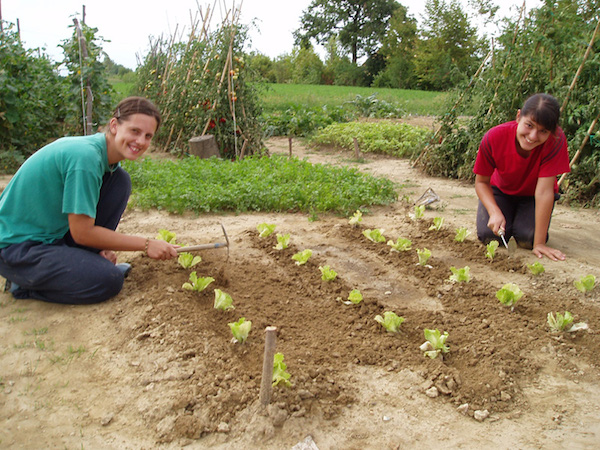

{"left": 1, "top": 131, "right": 600, "bottom": 449}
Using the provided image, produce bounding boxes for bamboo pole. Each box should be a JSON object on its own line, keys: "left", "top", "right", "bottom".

{"left": 259, "top": 327, "right": 278, "bottom": 406}
{"left": 73, "top": 18, "right": 93, "bottom": 136}
{"left": 558, "top": 112, "right": 600, "bottom": 188}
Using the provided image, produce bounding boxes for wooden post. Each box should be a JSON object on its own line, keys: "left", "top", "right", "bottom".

{"left": 288, "top": 137, "right": 293, "bottom": 157}
{"left": 259, "top": 326, "right": 278, "bottom": 406}
{"left": 73, "top": 18, "right": 93, "bottom": 135}
{"left": 353, "top": 137, "right": 360, "bottom": 159}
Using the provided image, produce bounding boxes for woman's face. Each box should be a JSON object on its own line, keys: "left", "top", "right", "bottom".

{"left": 515, "top": 110, "right": 551, "bottom": 152}
{"left": 107, "top": 113, "right": 158, "bottom": 164}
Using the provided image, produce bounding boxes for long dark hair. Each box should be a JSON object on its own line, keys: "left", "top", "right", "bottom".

{"left": 112, "top": 97, "right": 162, "bottom": 131}
{"left": 520, "top": 93, "right": 561, "bottom": 133}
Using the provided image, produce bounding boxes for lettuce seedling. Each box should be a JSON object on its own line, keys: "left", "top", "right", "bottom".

{"left": 485, "top": 241, "right": 499, "bottom": 261}
{"left": 228, "top": 317, "right": 252, "bottom": 343}
{"left": 417, "top": 248, "right": 432, "bottom": 266}
{"left": 363, "top": 228, "right": 386, "bottom": 243}
{"left": 527, "top": 261, "right": 545, "bottom": 275}
{"left": 274, "top": 233, "right": 290, "bottom": 250}
{"left": 409, "top": 204, "right": 425, "bottom": 221}
{"left": 548, "top": 311, "right": 588, "bottom": 333}
{"left": 157, "top": 229, "right": 177, "bottom": 244}
{"left": 319, "top": 265, "right": 337, "bottom": 281}
{"left": 214, "top": 289, "right": 235, "bottom": 311}
{"left": 291, "top": 249, "right": 312, "bottom": 265}
{"left": 429, "top": 217, "right": 444, "bottom": 231}
{"left": 387, "top": 237, "right": 412, "bottom": 252}
{"left": 348, "top": 289, "right": 363, "bottom": 305}
{"left": 348, "top": 210, "right": 363, "bottom": 227}
{"left": 574, "top": 274, "right": 596, "bottom": 293}
{"left": 374, "top": 311, "right": 405, "bottom": 333}
{"left": 420, "top": 329, "right": 450, "bottom": 359}
{"left": 182, "top": 272, "right": 214, "bottom": 292}
{"left": 449, "top": 266, "right": 471, "bottom": 283}
{"left": 272, "top": 352, "right": 291, "bottom": 387}
{"left": 496, "top": 283, "right": 524, "bottom": 309}
{"left": 454, "top": 227, "right": 470, "bottom": 242}
{"left": 257, "top": 223, "right": 276, "bottom": 237}
{"left": 178, "top": 252, "right": 202, "bottom": 269}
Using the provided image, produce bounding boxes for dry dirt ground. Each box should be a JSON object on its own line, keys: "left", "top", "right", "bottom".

{"left": 1, "top": 131, "right": 600, "bottom": 449}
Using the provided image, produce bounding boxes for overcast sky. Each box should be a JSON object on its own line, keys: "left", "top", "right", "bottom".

{"left": 3, "top": 0, "right": 542, "bottom": 70}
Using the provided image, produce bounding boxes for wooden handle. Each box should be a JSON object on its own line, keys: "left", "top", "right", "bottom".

{"left": 176, "top": 242, "right": 228, "bottom": 253}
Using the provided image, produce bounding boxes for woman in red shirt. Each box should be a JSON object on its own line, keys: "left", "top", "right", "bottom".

{"left": 473, "top": 93, "right": 570, "bottom": 261}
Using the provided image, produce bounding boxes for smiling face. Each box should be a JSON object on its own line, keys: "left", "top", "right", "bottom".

{"left": 515, "top": 110, "right": 551, "bottom": 153}
{"left": 107, "top": 113, "right": 158, "bottom": 164}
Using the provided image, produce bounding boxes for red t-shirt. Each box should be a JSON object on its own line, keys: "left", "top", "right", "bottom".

{"left": 473, "top": 121, "right": 570, "bottom": 196}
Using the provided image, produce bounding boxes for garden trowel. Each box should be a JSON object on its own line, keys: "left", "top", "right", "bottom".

{"left": 498, "top": 230, "right": 517, "bottom": 256}
{"left": 176, "top": 223, "right": 230, "bottom": 260}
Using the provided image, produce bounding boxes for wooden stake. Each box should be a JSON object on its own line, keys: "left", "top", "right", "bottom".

{"left": 259, "top": 326, "right": 277, "bottom": 406}
{"left": 353, "top": 137, "right": 360, "bottom": 159}
{"left": 288, "top": 137, "right": 293, "bottom": 157}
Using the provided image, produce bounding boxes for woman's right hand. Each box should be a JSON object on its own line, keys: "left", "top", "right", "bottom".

{"left": 146, "top": 239, "right": 179, "bottom": 260}
{"left": 487, "top": 212, "right": 506, "bottom": 236}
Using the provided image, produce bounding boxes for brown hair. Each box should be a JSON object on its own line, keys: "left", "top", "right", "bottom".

{"left": 520, "top": 93, "right": 561, "bottom": 133}
{"left": 112, "top": 96, "right": 162, "bottom": 131}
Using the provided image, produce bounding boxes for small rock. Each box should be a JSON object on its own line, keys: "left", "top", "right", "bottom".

{"left": 298, "top": 389, "right": 314, "bottom": 400}
{"left": 457, "top": 403, "right": 469, "bottom": 415}
{"left": 217, "top": 422, "right": 230, "bottom": 433}
{"left": 474, "top": 409, "right": 490, "bottom": 422}
{"left": 382, "top": 415, "right": 392, "bottom": 422}
{"left": 425, "top": 387, "right": 439, "bottom": 398}
{"left": 500, "top": 391, "right": 512, "bottom": 402}
{"left": 101, "top": 413, "right": 114, "bottom": 426}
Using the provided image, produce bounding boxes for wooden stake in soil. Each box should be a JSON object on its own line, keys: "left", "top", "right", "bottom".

{"left": 259, "top": 326, "right": 278, "bottom": 406}
{"left": 353, "top": 137, "right": 360, "bottom": 159}
{"left": 288, "top": 137, "right": 293, "bottom": 157}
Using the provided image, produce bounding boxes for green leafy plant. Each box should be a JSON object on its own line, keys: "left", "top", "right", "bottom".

{"left": 485, "top": 241, "right": 499, "bottom": 260}
{"left": 214, "top": 289, "right": 235, "bottom": 311}
{"left": 182, "top": 273, "right": 214, "bottom": 292}
{"left": 547, "top": 311, "right": 588, "bottom": 333}
{"left": 527, "top": 261, "right": 546, "bottom": 275}
{"left": 319, "top": 265, "right": 338, "bottom": 281}
{"left": 348, "top": 289, "right": 363, "bottom": 305}
{"left": 449, "top": 266, "right": 471, "bottom": 283}
{"left": 420, "top": 329, "right": 450, "bottom": 359}
{"left": 274, "top": 233, "right": 291, "bottom": 250}
{"left": 429, "top": 217, "right": 444, "bottom": 231}
{"left": 409, "top": 204, "right": 425, "bottom": 221}
{"left": 228, "top": 317, "right": 252, "bottom": 343}
{"left": 272, "top": 352, "right": 291, "bottom": 387}
{"left": 416, "top": 248, "right": 432, "bottom": 266}
{"left": 257, "top": 223, "right": 276, "bottom": 237}
{"left": 348, "top": 210, "right": 363, "bottom": 227}
{"left": 362, "top": 228, "right": 386, "bottom": 243}
{"left": 496, "top": 283, "right": 524, "bottom": 309}
{"left": 178, "top": 252, "right": 202, "bottom": 269}
{"left": 574, "top": 275, "right": 596, "bottom": 293}
{"left": 374, "top": 311, "right": 405, "bottom": 333}
{"left": 291, "top": 249, "right": 312, "bottom": 265}
{"left": 387, "top": 237, "right": 412, "bottom": 252}
{"left": 157, "top": 229, "right": 177, "bottom": 244}
{"left": 454, "top": 227, "right": 470, "bottom": 242}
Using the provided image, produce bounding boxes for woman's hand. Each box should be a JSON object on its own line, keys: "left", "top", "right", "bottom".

{"left": 487, "top": 212, "right": 506, "bottom": 236}
{"left": 99, "top": 250, "right": 117, "bottom": 264}
{"left": 533, "top": 243, "right": 566, "bottom": 261}
{"left": 146, "top": 239, "right": 179, "bottom": 260}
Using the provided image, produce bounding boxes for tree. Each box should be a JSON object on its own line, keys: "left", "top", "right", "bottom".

{"left": 294, "top": 0, "right": 400, "bottom": 64}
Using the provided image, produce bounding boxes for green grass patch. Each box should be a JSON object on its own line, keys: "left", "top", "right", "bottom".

{"left": 311, "top": 121, "right": 430, "bottom": 158}
{"left": 124, "top": 154, "right": 398, "bottom": 216}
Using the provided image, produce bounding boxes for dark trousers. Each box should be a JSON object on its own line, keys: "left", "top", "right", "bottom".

{"left": 0, "top": 167, "right": 131, "bottom": 304}
{"left": 476, "top": 186, "right": 557, "bottom": 249}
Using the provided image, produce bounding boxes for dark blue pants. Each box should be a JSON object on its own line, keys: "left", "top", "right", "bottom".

{"left": 476, "top": 186, "right": 557, "bottom": 249}
{"left": 0, "top": 167, "right": 131, "bottom": 304}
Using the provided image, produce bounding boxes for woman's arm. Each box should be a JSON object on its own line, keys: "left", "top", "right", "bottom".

{"left": 533, "top": 177, "right": 565, "bottom": 261}
{"left": 475, "top": 174, "right": 506, "bottom": 234}
{"left": 68, "top": 214, "right": 179, "bottom": 260}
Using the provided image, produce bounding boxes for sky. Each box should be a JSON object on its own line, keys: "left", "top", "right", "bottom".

{"left": 2, "top": 0, "right": 543, "bottom": 70}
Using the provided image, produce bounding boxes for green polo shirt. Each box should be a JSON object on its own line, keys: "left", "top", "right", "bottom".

{"left": 0, "top": 133, "right": 116, "bottom": 248}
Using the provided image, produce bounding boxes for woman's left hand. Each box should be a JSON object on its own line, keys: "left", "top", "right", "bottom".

{"left": 99, "top": 250, "right": 118, "bottom": 264}
{"left": 532, "top": 244, "right": 566, "bottom": 261}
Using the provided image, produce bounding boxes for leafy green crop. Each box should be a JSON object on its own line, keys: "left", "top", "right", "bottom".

{"left": 449, "top": 266, "right": 471, "bottom": 283}
{"left": 574, "top": 275, "right": 596, "bottom": 293}
{"left": 454, "top": 227, "right": 470, "bottom": 243}
{"left": 274, "top": 233, "right": 291, "bottom": 250}
{"left": 348, "top": 210, "right": 363, "bottom": 227}
{"left": 257, "top": 223, "right": 276, "bottom": 237}
{"left": 273, "top": 352, "right": 291, "bottom": 387}
{"left": 547, "top": 311, "right": 574, "bottom": 332}
{"left": 429, "top": 217, "right": 444, "bottom": 231}
{"left": 291, "top": 249, "right": 312, "bottom": 265}
{"left": 363, "top": 229, "right": 386, "bottom": 243}
{"left": 527, "top": 261, "right": 545, "bottom": 275}
{"left": 319, "top": 265, "right": 338, "bottom": 281}
{"left": 374, "top": 311, "right": 405, "bottom": 333}
{"left": 417, "top": 248, "right": 432, "bottom": 266}
{"left": 157, "top": 229, "right": 177, "bottom": 244}
{"left": 228, "top": 317, "right": 252, "bottom": 343}
{"left": 178, "top": 252, "right": 202, "bottom": 269}
{"left": 485, "top": 241, "right": 499, "bottom": 261}
{"left": 214, "top": 289, "right": 235, "bottom": 311}
{"left": 496, "top": 283, "right": 524, "bottom": 309}
{"left": 348, "top": 289, "right": 363, "bottom": 305}
{"left": 409, "top": 205, "right": 425, "bottom": 221}
{"left": 420, "top": 329, "right": 450, "bottom": 359}
{"left": 182, "top": 273, "right": 214, "bottom": 292}
{"left": 387, "top": 237, "right": 412, "bottom": 252}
